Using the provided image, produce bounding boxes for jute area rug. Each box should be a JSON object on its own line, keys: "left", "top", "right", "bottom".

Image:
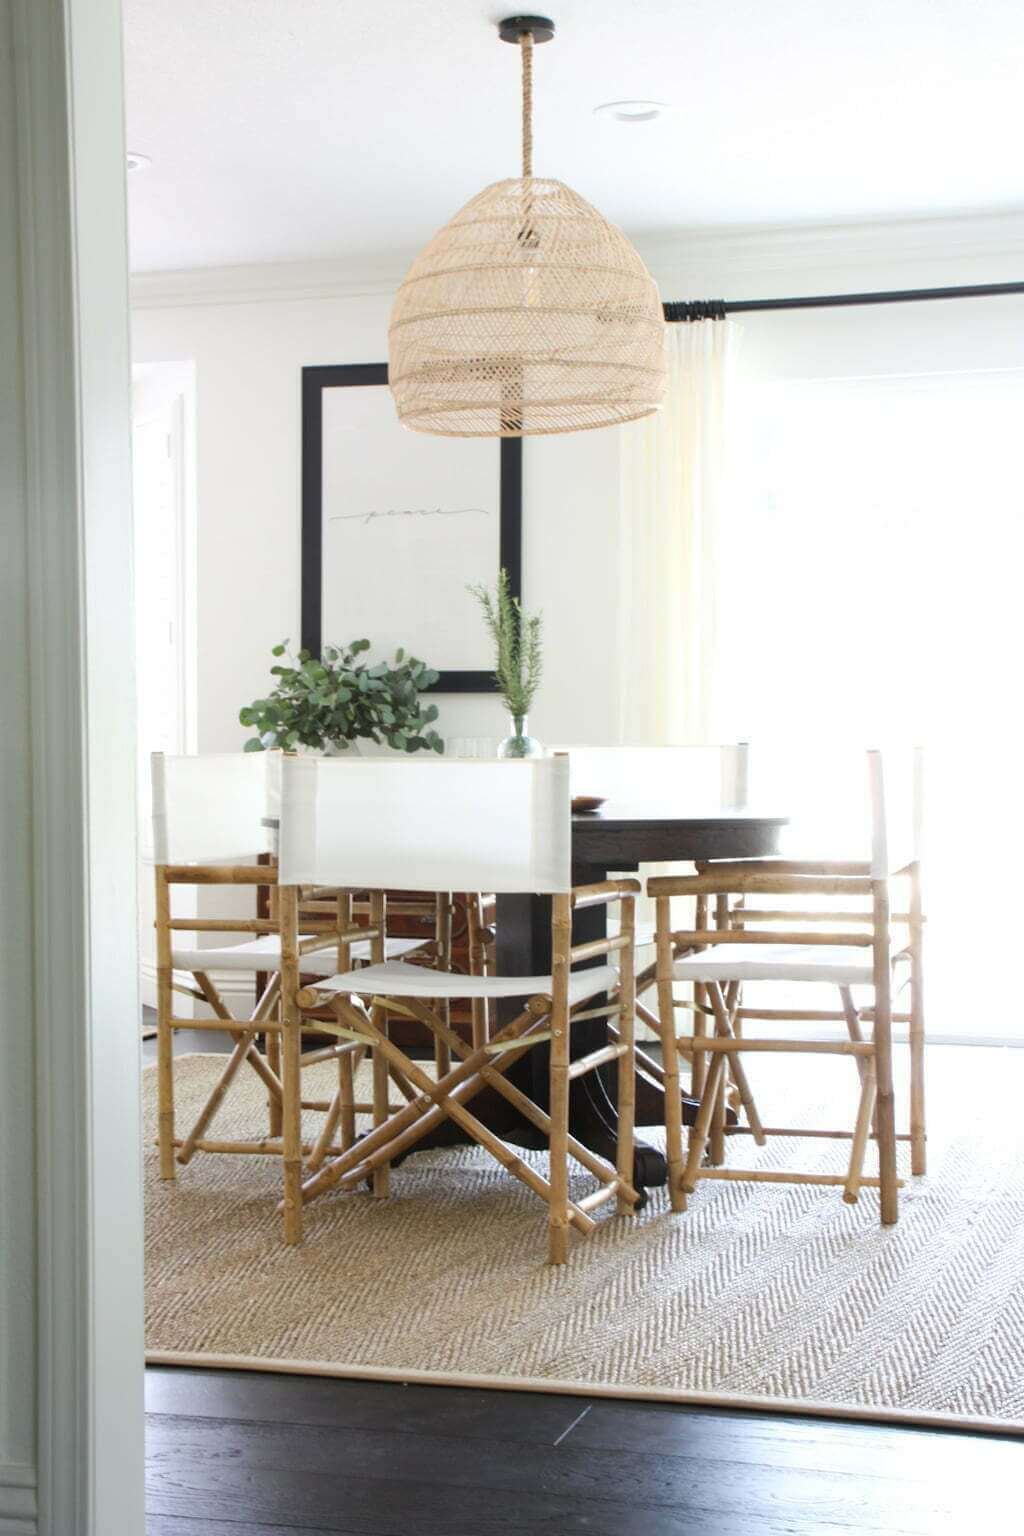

{"left": 145, "top": 1046, "right": 1024, "bottom": 1433}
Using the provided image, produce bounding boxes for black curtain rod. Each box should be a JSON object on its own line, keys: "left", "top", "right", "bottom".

{"left": 663, "top": 280, "right": 1024, "bottom": 321}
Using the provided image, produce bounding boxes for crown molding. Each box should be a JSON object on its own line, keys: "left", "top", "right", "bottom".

{"left": 130, "top": 256, "right": 410, "bottom": 310}
{"left": 129, "top": 211, "right": 1024, "bottom": 312}
{"left": 637, "top": 210, "right": 1024, "bottom": 290}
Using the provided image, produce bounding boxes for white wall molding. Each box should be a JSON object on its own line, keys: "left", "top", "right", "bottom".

{"left": 129, "top": 211, "right": 1024, "bottom": 312}
{"left": 0, "top": 1466, "right": 37, "bottom": 1535}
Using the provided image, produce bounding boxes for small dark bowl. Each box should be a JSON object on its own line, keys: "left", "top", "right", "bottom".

{"left": 572, "top": 795, "right": 607, "bottom": 815}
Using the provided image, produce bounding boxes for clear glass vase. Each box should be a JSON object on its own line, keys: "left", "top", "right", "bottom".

{"left": 497, "top": 715, "right": 543, "bottom": 759}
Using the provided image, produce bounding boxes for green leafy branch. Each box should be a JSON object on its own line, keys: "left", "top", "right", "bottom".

{"left": 468, "top": 569, "right": 543, "bottom": 720}
{"left": 239, "top": 639, "right": 444, "bottom": 754}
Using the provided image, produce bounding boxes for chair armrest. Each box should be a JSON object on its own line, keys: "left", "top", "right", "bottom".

{"left": 571, "top": 879, "right": 641, "bottom": 910}
{"left": 648, "top": 871, "right": 873, "bottom": 899}
{"left": 695, "top": 858, "right": 871, "bottom": 877}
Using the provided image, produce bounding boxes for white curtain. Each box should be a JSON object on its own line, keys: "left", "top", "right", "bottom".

{"left": 618, "top": 318, "right": 740, "bottom": 744}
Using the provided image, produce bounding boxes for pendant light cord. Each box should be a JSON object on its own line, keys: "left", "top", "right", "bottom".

{"left": 520, "top": 31, "right": 533, "bottom": 178}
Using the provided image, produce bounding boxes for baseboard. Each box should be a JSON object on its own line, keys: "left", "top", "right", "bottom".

{"left": 201, "top": 970, "right": 257, "bottom": 1005}
{"left": 0, "top": 1466, "right": 37, "bottom": 1534}
{"left": 140, "top": 960, "right": 256, "bottom": 1017}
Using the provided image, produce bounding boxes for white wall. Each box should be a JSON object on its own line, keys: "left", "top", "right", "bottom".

{"left": 131, "top": 210, "right": 1024, "bottom": 762}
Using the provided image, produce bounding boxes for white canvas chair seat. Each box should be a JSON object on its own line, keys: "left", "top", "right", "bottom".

{"left": 171, "top": 934, "right": 427, "bottom": 974}
{"left": 312, "top": 958, "right": 618, "bottom": 1006}
{"left": 672, "top": 944, "right": 875, "bottom": 987}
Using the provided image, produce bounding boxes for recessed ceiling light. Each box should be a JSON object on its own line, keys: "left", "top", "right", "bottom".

{"left": 594, "top": 100, "right": 668, "bottom": 124}
{"left": 126, "top": 151, "right": 152, "bottom": 172}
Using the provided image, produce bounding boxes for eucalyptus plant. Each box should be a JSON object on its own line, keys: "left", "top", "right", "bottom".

{"left": 240, "top": 640, "right": 444, "bottom": 754}
{"left": 468, "top": 568, "right": 543, "bottom": 721}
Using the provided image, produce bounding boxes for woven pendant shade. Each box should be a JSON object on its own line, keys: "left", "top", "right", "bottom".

{"left": 389, "top": 177, "right": 666, "bottom": 437}
{"left": 388, "top": 21, "right": 666, "bottom": 437}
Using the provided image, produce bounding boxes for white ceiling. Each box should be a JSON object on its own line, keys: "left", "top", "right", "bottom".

{"left": 124, "top": 0, "right": 1024, "bottom": 274}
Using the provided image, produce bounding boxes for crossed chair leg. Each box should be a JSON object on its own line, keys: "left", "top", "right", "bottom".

{"left": 158, "top": 971, "right": 285, "bottom": 1175}
{"left": 159, "top": 970, "right": 381, "bottom": 1178}
{"left": 675, "top": 981, "right": 894, "bottom": 1214}
{"left": 283, "top": 987, "right": 641, "bottom": 1262}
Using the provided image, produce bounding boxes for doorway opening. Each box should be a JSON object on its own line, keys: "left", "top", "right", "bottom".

{"left": 133, "top": 360, "right": 197, "bottom": 1017}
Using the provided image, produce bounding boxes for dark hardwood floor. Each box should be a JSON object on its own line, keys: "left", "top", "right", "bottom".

{"left": 145, "top": 1367, "right": 1022, "bottom": 1535}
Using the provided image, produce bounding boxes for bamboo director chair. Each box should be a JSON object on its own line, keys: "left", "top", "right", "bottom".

{"left": 557, "top": 743, "right": 750, "bottom": 1097}
{"left": 650, "top": 748, "right": 925, "bottom": 1225}
{"left": 150, "top": 750, "right": 427, "bottom": 1189}
{"left": 275, "top": 752, "right": 642, "bottom": 1261}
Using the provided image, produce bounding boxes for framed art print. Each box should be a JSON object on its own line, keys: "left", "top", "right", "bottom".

{"left": 301, "top": 363, "right": 522, "bottom": 692}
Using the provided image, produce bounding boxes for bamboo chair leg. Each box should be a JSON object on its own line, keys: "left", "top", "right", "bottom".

{"left": 839, "top": 986, "right": 868, "bottom": 1086}
{"left": 307, "top": 1082, "right": 343, "bottom": 1174}
{"left": 616, "top": 896, "right": 637, "bottom": 1216}
{"left": 872, "top": 883, "right": 899, "bottom": 1227}
{"left": 265, "top": 1030, "right": 283, "bottom": 1137}
{"left": 279, "top": 884, "right": 303, "bottom": 1245}
{"left": 370, "top": 1006, "right": 390, "bottom": 1200}
{"left": 155, "top": 868, "right": 176, "bottom": 1179}
{"left": 681, "top": 1053, "right": 727, "bottom": 1194}
{"left": 368, "top": 890, "right": 390, "bottom": 1200}
{"left": 721, "top": 979, "right": 741, "bottom": 1115}
{"left": 710, "top": 983, "right": 765, "bottom": 1147}
{"left": 655, "top": 896, "right": 686, "bottom": 1212}
{"left": 468, "top": 893, "right": 489, "bottom": 1048}
{"left": 156, "top": 980, "right": 176, "bottom": 1183}
{"left": 709, "top": 1067, "right": 727, "bottom": 1166}
{"left": 434, "top": 893, "right": 452, "bottom": 1077}
{"left": 691, "top": 893, "right": 708, "bottom": 1100}
{"left": 843, "top": 1063, "right": 877, "bottom": 1204}
{"left": 707, "top": 897, "right": 730, "bottom": 1165}
{"left": 338, "top": 1048, "right": 356, "bottom": 1151}
{"left": 909, "top": 871, "right": 927, "bottom": 1176}
{"left": 548, "top": 893, "right": 571, "bottom": 1265}
{"left": 281, "top": 1015, "right": 303, "bottom": 1242}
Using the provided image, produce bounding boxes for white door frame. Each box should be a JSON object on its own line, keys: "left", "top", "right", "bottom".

{"left": 9, "top": 1, "right": 145, "bottom": 1533}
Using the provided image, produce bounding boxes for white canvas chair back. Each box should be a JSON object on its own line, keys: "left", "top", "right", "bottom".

{"left": 151, "top": 751, "right": 280, "bottom": 864}
{"left": 278, "top": 755, "right": 571, "bottom": 895}
{"left": 869, "top": 745, "right": 924, "bottom": 878}
{"left": 552, "top": 744, "right": 749, "bottom": 810}
{"left": 750, "top": 742, "right": 921, "bottom": 876}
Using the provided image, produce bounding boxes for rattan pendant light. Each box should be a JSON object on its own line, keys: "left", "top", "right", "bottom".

{"left": 388, "top": 14, "right": 667, "bottom": 437}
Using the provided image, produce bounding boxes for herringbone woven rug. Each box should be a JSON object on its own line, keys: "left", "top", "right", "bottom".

{"left": 145, "top": 1047, "right": 1024, "bottom": 1429}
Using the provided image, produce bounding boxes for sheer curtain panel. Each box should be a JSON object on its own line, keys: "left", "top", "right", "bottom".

{"left": 618, "top": 318, "right": 740, "bottom": 744}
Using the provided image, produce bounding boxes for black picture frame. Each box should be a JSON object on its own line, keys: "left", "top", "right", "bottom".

{"left": 301, "top": 362, "right": 522, "bottom": 693}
